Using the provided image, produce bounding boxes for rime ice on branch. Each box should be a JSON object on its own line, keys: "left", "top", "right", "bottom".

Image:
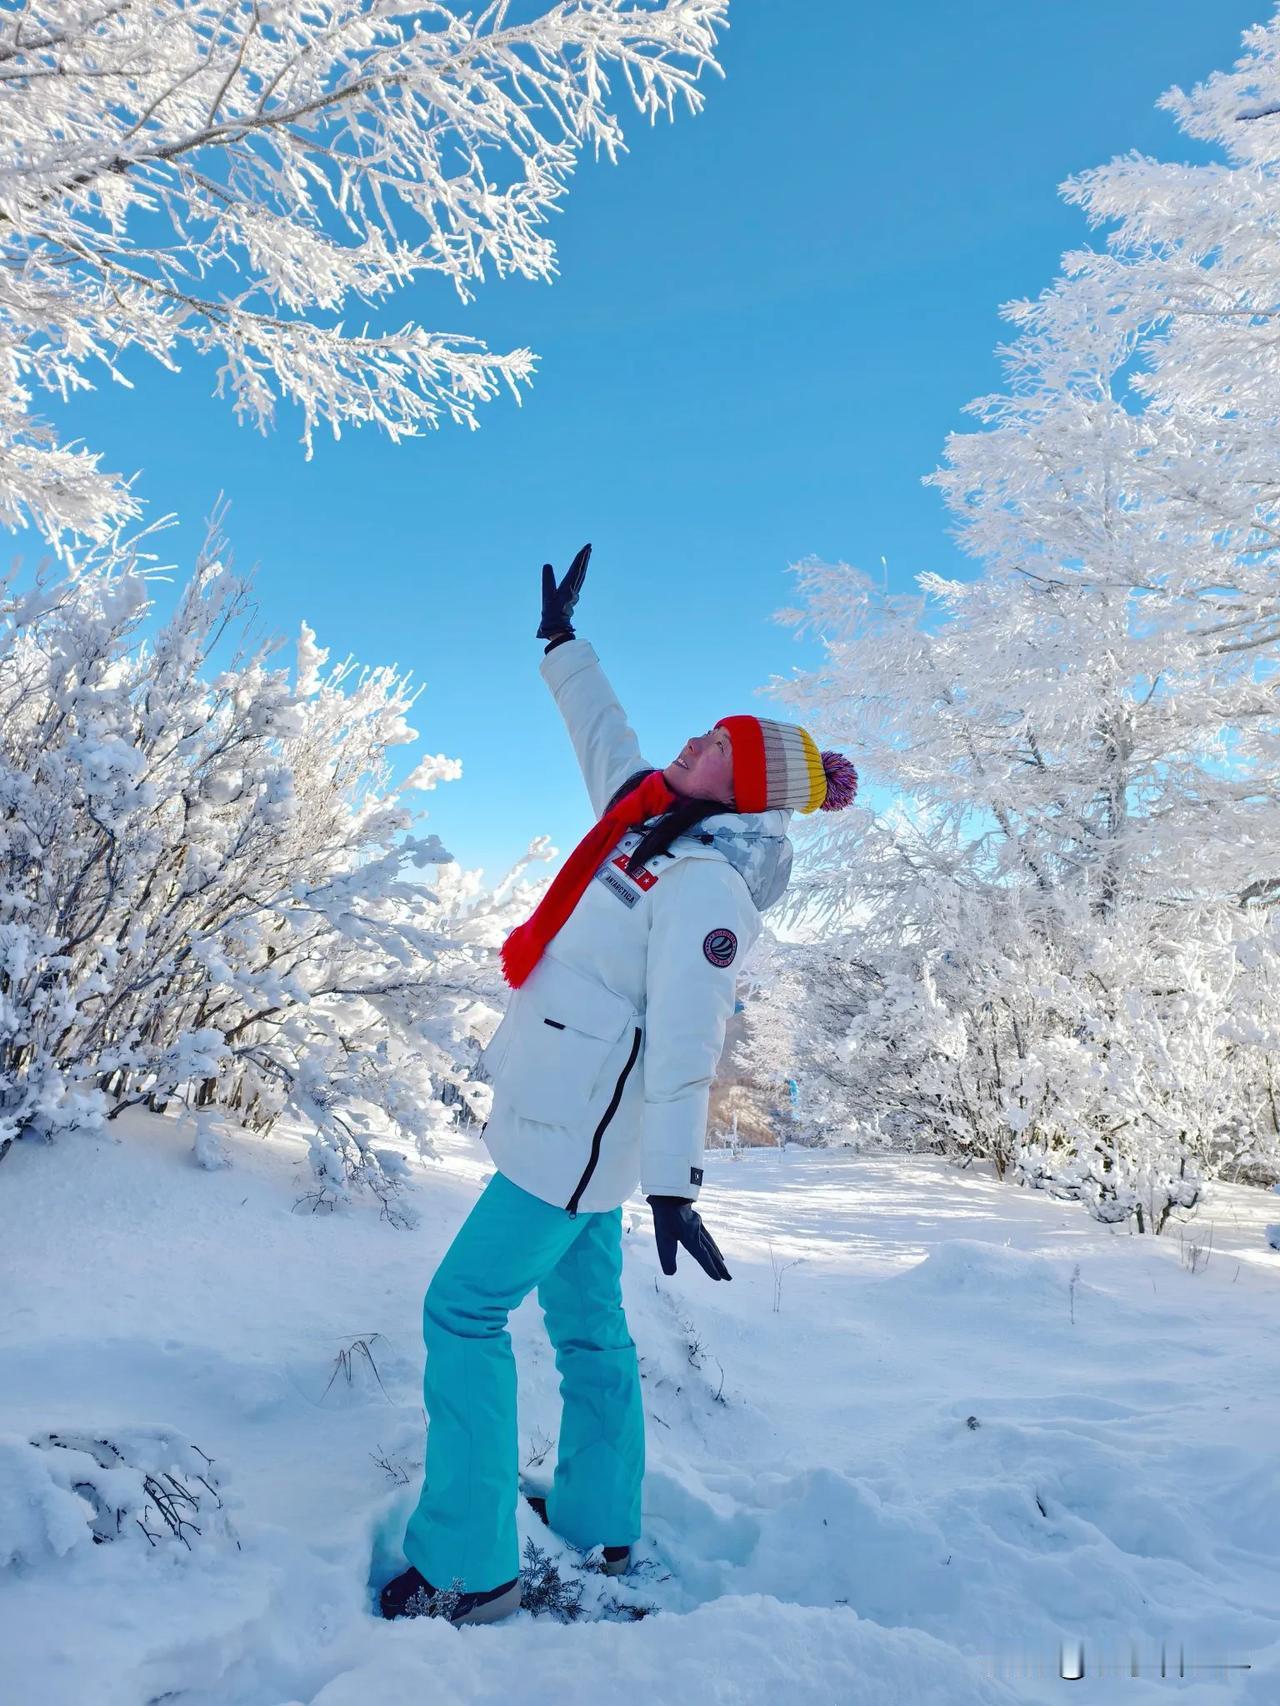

{"left": 0, "top": 0, "right": 728, "bottom": 545}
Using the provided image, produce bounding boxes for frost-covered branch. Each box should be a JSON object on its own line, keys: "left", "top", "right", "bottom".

{"left": 0, "top": 0, "right": 728, "bottom": 544}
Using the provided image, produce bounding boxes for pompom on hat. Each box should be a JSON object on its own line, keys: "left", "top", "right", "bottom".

{"left": 714, "top": 715, "right": 858, "bottom": 815}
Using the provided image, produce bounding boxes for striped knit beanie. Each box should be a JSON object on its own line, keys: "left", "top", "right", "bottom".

{"left": 714, "top": 715, "right": 858, "bottom": 815}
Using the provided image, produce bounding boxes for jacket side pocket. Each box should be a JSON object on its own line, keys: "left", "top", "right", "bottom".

{"left": 501, "top": 956, "right": 637, "bottom": 1128}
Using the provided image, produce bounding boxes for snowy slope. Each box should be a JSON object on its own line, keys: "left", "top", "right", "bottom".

{"left": 2, "top": 1112, "right": 1278, "bottom": 1705}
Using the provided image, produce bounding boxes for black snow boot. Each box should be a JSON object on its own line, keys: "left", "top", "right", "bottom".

{"left": 526, "top": 1492, "right": 631, "bottom": 1577}
{"left": 379, "top": 1563, "right": 521, "bottom": 1626}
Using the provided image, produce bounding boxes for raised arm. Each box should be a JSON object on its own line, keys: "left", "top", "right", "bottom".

{"left": 540, "top": 636, "right": 652, "bottom": 820}
{"left": 535, "top": 543, "right": 653, "bottom": 819}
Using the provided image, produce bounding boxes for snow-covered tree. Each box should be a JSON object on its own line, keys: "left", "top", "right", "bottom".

{"left": 0, "top": 512, "right": 560, "bottom": 1213}
{"left": 762, "top": 11, "right": 1280, "bottom": 1230}
{"left": 733, "top": 929, "right": 876, "bottom": 1149}
{"left": 0, "top": 0, "right": 728, "bottom": 546}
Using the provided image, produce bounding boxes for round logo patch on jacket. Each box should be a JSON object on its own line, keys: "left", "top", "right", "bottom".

{"left": 703, "top": 928, "right": 738, "bottom": 968}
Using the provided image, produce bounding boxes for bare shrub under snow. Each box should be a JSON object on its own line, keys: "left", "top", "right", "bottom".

{"left": 0, "top": 1428, "right": 238, "bottom": 1564}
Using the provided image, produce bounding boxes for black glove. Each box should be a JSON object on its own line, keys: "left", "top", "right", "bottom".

{"left": 647, "top": 1195, "right": 732, "bottom": 1282}
{"left": 538, "top": 542, "right": 591, "bottom": 644}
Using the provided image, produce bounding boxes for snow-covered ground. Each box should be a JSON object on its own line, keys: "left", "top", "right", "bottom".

{"left": 3, "top": 1113, "right": 1278, "bottom": 1705}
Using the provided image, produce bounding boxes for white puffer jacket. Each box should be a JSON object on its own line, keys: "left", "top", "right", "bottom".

{"left": 476, "top": 637, "right": 794, "bottom": 1215}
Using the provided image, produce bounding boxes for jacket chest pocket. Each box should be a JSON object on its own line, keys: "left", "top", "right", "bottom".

{"left": 500, "top": 955, "right": 638, "bottom": 1128}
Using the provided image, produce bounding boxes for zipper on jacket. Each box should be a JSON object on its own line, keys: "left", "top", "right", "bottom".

{"left": 565, "top": 1025, "right": 643, "bottom": 1218}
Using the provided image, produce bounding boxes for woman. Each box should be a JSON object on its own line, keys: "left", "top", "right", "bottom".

{"left": 379, "top": 544, "right": 857, "bottom": 1626}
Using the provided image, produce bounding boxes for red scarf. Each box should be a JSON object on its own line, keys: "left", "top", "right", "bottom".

{"left": 501, "top": 769, "right": 677, "bottom": 988}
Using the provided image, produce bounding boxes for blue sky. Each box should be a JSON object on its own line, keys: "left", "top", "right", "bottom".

{"left": 30, "top": 1, "right": 1266, "bottom": 883}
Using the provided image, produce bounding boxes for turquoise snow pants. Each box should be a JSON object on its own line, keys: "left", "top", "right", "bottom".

{"left": 403, "top": 1170, "right": 645, "bottom": 1592}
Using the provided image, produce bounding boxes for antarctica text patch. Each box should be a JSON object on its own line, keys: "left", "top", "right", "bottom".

{"left": 595, "top": 862, "right": 639, "bottom": 908}
{"left": 702, "top": 927, "right": 737, "bottom": 968}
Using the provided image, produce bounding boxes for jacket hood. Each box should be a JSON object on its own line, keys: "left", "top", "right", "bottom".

{"left": 671, "top": 806, "right": 794, "bottom": 913}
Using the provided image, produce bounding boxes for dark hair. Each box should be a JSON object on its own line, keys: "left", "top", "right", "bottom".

{"left": 604, "top": 767, "right": 727, "bottom": 873}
